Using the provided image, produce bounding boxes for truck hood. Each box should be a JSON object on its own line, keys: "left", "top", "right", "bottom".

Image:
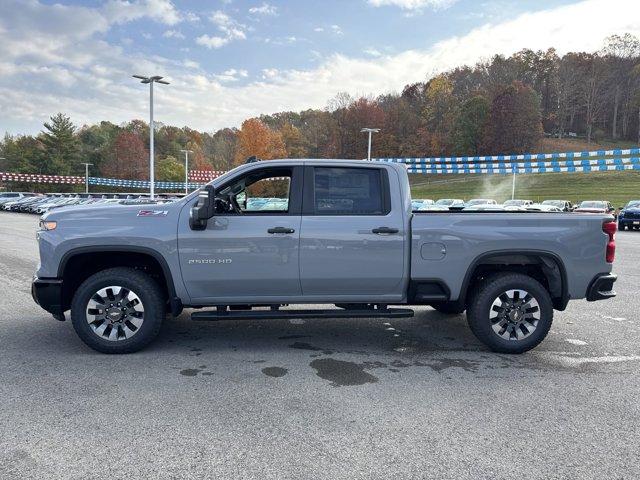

{"left": 41, "top": 200, "right": 184, "bottom": 224}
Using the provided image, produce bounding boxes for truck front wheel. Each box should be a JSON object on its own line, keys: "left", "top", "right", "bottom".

{"left": 70, "top": 267, "right": 165, "bottom": 354}
{"left": 466, "top": 273, "right": 553, "bottom": 354}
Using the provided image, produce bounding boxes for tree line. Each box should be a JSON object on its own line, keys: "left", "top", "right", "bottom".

{"left": 1, "top": 34, "right": 639, "bottom": 186}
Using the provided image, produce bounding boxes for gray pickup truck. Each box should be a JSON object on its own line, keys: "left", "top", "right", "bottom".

{"left": 31, "top": 160, "right": 617, "bottom": 354}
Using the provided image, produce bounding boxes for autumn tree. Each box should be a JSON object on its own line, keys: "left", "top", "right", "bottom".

{"left": 483, "top": 81, "right": 543, "bottom": 154}
{"left": 103, "top": 131, "right": 148, "bottom": 179}
{"left": 156, "top": 156, "right": 185, "bottom": 182}
{"left": 234, "top": 118, "right": 286, "bottom": 165}
{"left": 452, "top": 96, "right": 490, "bottom": 155}
{"left": 421, "top": 75, "right": 457, "bottom": 155}
{"left": 280, "top": 123, "right": 308, "bottom": 158}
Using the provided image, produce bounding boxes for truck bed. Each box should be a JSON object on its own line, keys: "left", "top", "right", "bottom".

{"left": 410, "top": 212, "right": 611, "bottom": 301}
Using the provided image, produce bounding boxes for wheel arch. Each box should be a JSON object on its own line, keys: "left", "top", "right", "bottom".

{"left": 459, "top": 250, "right": 569, "bottom": 311}
{"left": 58, "top": 246, "right": 182, "bottom": 315}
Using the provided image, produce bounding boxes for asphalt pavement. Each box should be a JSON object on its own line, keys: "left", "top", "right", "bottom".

{"left": 0, "top": 212, "right": 639, "bottom": 479}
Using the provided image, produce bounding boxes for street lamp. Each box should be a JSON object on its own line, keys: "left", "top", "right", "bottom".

{"left": 133, "top": 74, "right": 170, "bottom": 199}
{"left": 360, "top": 128, "right": 380, "bottom": 161}
{"left": 80, "top": 163, "right": 93, "bottom": 194}
{"left": 180, "top": 149, "right": 193, "bottom": 195}
{"left": 511, "top": 162, "right": 518, "bottom": 200}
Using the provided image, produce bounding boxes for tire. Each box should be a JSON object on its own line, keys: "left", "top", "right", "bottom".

{"left": 71, "top": 267, "right": 165, "bottom": 354}
{"left": 466, "top": 273, "right": 553, "bottom": 354}
{"left": 431, "top": 301, "right": 465, "bottom": 315}
{"left": 618, "top": 223, "right": 625, "bottom": 231}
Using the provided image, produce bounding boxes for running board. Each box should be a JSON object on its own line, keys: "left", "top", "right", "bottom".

{"left": 191, "top": 307, "right": 414, "bottom": 321}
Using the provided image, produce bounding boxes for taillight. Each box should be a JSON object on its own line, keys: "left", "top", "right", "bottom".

{"left": 603, "top": 220, "right": 616, "bottom": 263}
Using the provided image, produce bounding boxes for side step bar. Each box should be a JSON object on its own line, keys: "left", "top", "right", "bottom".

{"left": 191, "top": 307, "right": 414, "bottom": 321}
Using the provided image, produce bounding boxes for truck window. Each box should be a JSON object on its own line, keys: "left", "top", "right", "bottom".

{"left": 313, "top": 167, "right": 387, "bottom": 215}
{"left": 220, "top": 168, "right": 292, "bottom": 214}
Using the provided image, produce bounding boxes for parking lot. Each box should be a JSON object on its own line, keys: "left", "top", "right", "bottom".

{"left": 1, "top": 211, "right": 639, "bottom": 479}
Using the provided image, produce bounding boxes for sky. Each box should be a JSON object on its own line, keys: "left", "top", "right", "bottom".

{"left": 1, "top": 0, "right": 639, "bottom": 136}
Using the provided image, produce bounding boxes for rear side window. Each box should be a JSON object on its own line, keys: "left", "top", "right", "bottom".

{"left": 313, "top": 167, "right": 388, "bottom": 215}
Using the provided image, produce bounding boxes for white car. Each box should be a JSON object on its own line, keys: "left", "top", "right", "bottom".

{"left": 526, "top": 203, "right": 562, "bottom": 212}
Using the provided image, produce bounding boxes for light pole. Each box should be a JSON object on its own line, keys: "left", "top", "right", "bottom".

{"left": 511, "top": 163, "right": 518, "bottom": 200}
{"left": 180, "top": 149, "right": 193, "bottom": 195}
{"left": 80, "top": 163, "right": 93, "bottom": 194}
{"left": 133, "top": 75, "right": 170, "bottom": 199}
{"left": 360, "top": 128, "right": 380, "bottom": 161}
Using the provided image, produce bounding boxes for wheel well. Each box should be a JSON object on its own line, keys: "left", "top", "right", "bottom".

{"left": 462, "top": 253, "right": 567, "bottom": 310}
{"left": 60, "top": 251, "right": 171, "bottom": 312}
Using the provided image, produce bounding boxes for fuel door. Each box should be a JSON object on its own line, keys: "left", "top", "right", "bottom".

{"left": 420, "top": 242, "right": 446, "bottom": 261}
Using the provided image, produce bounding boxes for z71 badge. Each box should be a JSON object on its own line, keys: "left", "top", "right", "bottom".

{"left": 137, "top": 210, "right": 169, "bottom": 217}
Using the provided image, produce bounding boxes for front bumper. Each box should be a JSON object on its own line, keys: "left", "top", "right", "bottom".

{"left": 586, "top": 273, "right": 617, "bottom": 302}
{"left": 31, "top": 277, "right": 64, "bottom": 315}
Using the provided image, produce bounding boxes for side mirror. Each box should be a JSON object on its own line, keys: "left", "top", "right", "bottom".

{"left": 189, "top": 185, "right": 215, "bottom": 231}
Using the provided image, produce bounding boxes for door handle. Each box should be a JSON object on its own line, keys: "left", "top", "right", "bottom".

{"left": 372, "top": 227, "right": 399, "bottom": 234}
{"left": 268, "top": 227, "right": 295, "bottom": 234}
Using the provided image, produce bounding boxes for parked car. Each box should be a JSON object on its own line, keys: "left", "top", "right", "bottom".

{"left": 435, "top": 198, "right": 465, "bottom": 209}
{"left": 541, "top": 200, "right": 573, "bottom": 212}
{"left": 0, "top": 192, "right": 37, "bottom": 205}
{"left": 574, "top": 201, "right": 615, "bottom": 215}
{"left": 467, "top": 198, "right": 497, "bottom": 206}
{"left": 503, "top": 199, "right": 534, "bottom": 207}
{"left": 417, "top": 204, "right": 450, "bottom": 212}
{"left": 33, "top": 159, "right": 617, "bottom": 355}
{"left": 411, "top": 199, "right": 434, "bottom": 210}
{"left": 526, "top": 204, "right": 562, "bottom": 212}
{"left": 617, "top": 200, "right": 640, "bottom": 230}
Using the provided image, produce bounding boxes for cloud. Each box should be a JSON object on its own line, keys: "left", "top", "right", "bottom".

{"left": 102, "top": 0, "right": 182, "bottom": 25}
{"left": 196, "top": 11, "right": 246, "bottom": 49}
{"left": 367, "top": 0, "right": 458, "bottom": 10}
{"left": 364, "top": 48, "right": 382, "bottom": 57}
{"left": 1, "top": 0, "right": 640, "bottom": 136}
{"left": 163, "top": 29, "right": 185, "bottom": 39}
{"left": 249, "top": 3, "right": 278, "bottom": 15}
{"left": 330, "top": 25, "right": 343, "bottom": 35}
{"left": 214, "top": 68, "right": 249, "bottom": 82}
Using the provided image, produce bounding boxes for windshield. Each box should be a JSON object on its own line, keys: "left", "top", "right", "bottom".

{"left": 468, "top": 199, "right": 493, "bottom": 205}
{"left": 579, "top": 201, "right": 606, "bottom": 209}
{"left": 542, "top": 200, "right": 564, "bottom": 207}
{"left": 625, "top": 201, "right": 640, "bottom": 208}
{"left": 504, "top": 200, "right": 526, "bottom": 206}
{"left": 436, "top": 199, "right": 459, "bottom": 206}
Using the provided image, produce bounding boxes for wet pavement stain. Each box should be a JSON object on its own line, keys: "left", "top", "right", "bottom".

{"left": 180, "top": 368, "right": 202, "bottom": 377}
{"left": 278, "top": 334, "right": 310, "bottom": 340}
{"left": 310, "top": 358, "right": 379, "bottom": 387}
{"left": 290, "top": 342, "right": 323, "bottom": 351}
{"left": 424, "top": 358, "right": 478, "bottom": 372}
{"left": 262, "top": 366, "right": 288, "bottom": 378}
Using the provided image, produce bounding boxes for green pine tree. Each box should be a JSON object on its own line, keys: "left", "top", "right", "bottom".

{"left": 40, "top": 113, "right": 79, "bottom": 175}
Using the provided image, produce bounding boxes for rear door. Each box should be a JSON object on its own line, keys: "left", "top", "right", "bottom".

{"left": 299, "top": 165, "right": 406, "bottom": 300}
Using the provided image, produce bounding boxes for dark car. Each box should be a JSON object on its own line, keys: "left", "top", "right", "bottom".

{"left": 618, "top": 200, "right": 640, "bottom": 230}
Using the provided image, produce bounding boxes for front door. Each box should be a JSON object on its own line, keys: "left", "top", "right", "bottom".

{"left": 178, "top": 165, "right": 303, "bottom": 303}
{"left": 299, "top": 165, "right": 406, "bottom": 300}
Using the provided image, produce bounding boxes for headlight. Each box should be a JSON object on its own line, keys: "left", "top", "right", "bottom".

{"left": 39, "top": 220, "right": 57, "bottom": 231}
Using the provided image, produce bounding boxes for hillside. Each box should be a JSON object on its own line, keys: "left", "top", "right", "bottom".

{"left": 409, "top": 138, "right": 640, "bottom": 206}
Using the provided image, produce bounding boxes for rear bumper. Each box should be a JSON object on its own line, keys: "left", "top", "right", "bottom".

{"left": 586, "top": 273, "right": 617, "bottom": 302}
{"left": 31, "top": 276, "right": 64, "bottom": 315}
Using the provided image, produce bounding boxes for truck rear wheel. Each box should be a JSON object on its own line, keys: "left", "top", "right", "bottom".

{"left": 70, "top": 267, "right": 165, "bottom": 354}
{"left": 466, "top": 273, "right": 553, "bottom": 354}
